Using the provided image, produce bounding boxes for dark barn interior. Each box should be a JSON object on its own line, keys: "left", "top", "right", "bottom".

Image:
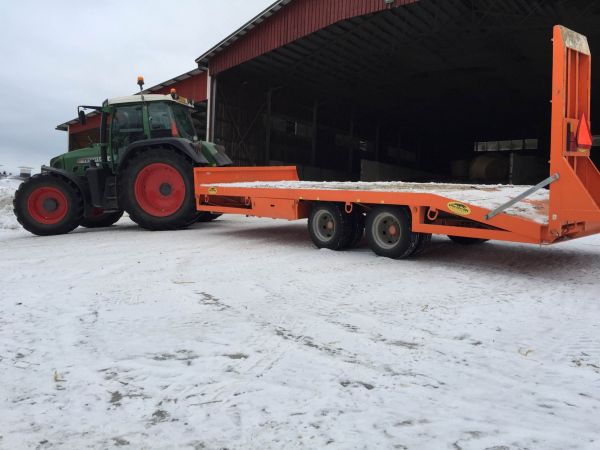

{"left": 214, "top": 0, "right": 600, "bottom": 183}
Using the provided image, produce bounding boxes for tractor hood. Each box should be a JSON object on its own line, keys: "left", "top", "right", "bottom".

{"left": 50, "top": 145, "right": 104, "bottom": 171}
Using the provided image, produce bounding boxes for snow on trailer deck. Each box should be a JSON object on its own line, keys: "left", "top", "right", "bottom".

{"left": 210, "top": 180, "right": 550, "bottom": 224}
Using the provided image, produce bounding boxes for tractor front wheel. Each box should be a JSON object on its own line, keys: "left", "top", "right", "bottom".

{"left": 13, "top": 173, "right": 83, "bottom": 236}
{"left": 121, "top": 149, "right": 197, "bottom": 230}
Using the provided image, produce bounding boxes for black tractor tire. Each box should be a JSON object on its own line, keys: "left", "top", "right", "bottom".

{"left": 307, "top": 203, "right": 354, "bottom": 250}
{"left": 196, "top": 212, "right": 222, "bottom": 223}
{"left": 121, "top": 149, "right": 198, "bottom": 231}
{"left": 366, "top": 206, "right": 422, "bottom": 259}
{"left": 80, "top": 209, "right": 124, "bottom": 228}
{"left": 448, "top": 236, "right": 489, "bottom": 245}
{"left": 13, "top": 173, "right": 83, "bottom": 236}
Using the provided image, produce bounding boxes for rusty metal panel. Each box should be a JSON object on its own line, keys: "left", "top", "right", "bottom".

{"left": 209, "top": 0, "right": 418, "bottom": 75}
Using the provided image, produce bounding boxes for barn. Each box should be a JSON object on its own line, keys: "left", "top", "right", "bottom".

{"left": 58, "top": 0, "right": 600, "bottom": 184}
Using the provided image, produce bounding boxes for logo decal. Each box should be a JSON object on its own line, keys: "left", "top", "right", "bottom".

{"left": 447, "top": 202, "right": 471, "bottom": 216}
{"left": 208, "top": 187, "right": 218, "bottom": 195}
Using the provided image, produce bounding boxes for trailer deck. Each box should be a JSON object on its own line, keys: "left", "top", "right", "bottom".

{"left": 208, "top": 180, "right": 550, "bottom": 224}
{"left": 193, "top": 26, "right": 600, "bottom": 259}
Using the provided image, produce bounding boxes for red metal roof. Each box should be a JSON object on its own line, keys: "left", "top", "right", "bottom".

{"left": 144, "top": 70, "right": 208, "bottom": 102}
{"left": 203, "top": 0, "right": 418, "bottom": 75}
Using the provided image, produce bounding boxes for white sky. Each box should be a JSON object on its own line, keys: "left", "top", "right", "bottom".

{"left": 0, "top": 0, "right": 274, "bottom": 174}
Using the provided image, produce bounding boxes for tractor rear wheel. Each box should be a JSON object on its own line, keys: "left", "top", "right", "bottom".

{"left": 80, "top": 209, "right": 124, "bottom": 228}
{"left": 121, "top": 149, "right": 197, "bottom": 230}
{"left": 13, "top": 173, "right": 83, "bottom": 236}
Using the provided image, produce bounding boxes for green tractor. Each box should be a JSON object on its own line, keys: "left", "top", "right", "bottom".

{"left": 14, "top": 78, "right": 231, "bottom": 236}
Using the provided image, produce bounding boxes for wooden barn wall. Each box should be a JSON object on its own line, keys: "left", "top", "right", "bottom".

{"left": 209, "top": 0, "right": 418, "bottom": 75}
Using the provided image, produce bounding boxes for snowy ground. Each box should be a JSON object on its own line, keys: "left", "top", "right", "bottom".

{"left": 1, "top": 180, "right": 599, "bottom": 449}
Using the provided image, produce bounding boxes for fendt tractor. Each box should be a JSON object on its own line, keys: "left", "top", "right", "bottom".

{"left": 14, "top": 77, "right": 232, "bottom": 236}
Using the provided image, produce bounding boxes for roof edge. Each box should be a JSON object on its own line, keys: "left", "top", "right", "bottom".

{"left": 141, "top": 67, "right": 205, "bottom": 94}
{"left": 195, "top": 0, "right": 292, "bottom": 67}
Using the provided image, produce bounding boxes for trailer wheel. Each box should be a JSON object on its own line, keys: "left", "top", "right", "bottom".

{"left": 366, "top": 206, "right": 421, "bottom": 259}
{"left": 80, "top": 209, "right": 124, "bottom": 228}
{"left": 121, "top": 149, "right": 198, "bottom": 230}
{"left": 343, "top": 210, "right": 365, "bottom": 248}
{"left": 196, "top": 212, "right": 222, "bottom": 223}
{"left": 308, "top": 203, "right": 353, "bottom": 250}
{"left": 448, "top": 236, "right": 489, "bottom": 245}
{"left": 13, "top": 173, "right": 83, "bottom": 236}
{"left": 413, "top": 232, "right": 432, "bottom": 257}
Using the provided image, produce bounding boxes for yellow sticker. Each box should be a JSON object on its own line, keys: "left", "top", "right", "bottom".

{"left": 447, "top": 202, "right": 471, "bottom": 216}
{"left": 208, "top": 187, "right": 218, "bottom": 195}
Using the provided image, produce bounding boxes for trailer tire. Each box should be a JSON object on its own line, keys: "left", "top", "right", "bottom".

{"left": 308, "top": 203, "right": 353, "bottom": 250}
{"left": 121, "top": 149, "right": 197, "bottom": 230}
{"left": 413, "top": 232, "right": 432, "bottom": 256}
{"left": 343, "top": 210, "right": 365, "bottom": 248}
{"left": 366, "top": 206, "right": 421, "bottom": 259}
{"left": 80, "top": 209, "right": 124, "bottom": 228}
{"left": 13, "top": 173, "right": 83, "bottom": 236}
{"left": 196, "top": 212, "right": 222, "bottom": 223}
{"left": 448, "top": 236, "right": 489, "bottom": 245}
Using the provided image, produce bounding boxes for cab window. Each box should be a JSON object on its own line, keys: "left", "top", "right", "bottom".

{"left": 111, "top": 105, "right": 145, "bottom": 154}
{"left": 148, "top": 102, "right": 173, "bottom": 139}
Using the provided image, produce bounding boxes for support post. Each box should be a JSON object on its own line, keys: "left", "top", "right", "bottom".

{"left": 311, "top": 100, "right": 318, "bottom": 167}
{"left": 206, "top": 75, "right": 217, "bottom": 142}
{"left": 375, "top": 122, "right": 381, "bottom": 161}
{"left": 265, "top": 88, "right": 273, "bottom": 165}
{"left": 348, "top": 114, "right": 355, "bottom": 178}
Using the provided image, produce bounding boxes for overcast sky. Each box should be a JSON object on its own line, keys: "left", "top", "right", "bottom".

{"left": 0, "top": 0, "right": 274, "bottom": 174}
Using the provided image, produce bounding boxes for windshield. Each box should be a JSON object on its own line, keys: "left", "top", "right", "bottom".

{"left": 148, "top": 102, "right": 197, "bottom": 141}
{"left": 171, "top": 104, "right": 197, "bottom": 141}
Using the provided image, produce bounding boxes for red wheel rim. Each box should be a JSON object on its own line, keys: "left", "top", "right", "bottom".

{"left": 27, "top": 187, "right": 69, "bottom": 225}
{"left": 134, "top": 163, "right": 186, "bottom": 217}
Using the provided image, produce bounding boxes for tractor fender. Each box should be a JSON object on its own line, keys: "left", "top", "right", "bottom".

{"left": 40, "top": 165, "right": 92, "bottom": 214}
{"left": 117, "top": 138, "right": 209, "bottom": 174}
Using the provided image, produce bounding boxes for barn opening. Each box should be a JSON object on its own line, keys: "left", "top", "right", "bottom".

{"left": 211, "top": 0, "right": 600, "bottom": 184}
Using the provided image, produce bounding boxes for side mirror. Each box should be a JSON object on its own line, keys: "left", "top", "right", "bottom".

{"left": 78, "top": 109, "right": 87, "bottom": 125}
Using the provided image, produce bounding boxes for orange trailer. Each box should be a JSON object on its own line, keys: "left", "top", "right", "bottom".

{"left": 194, "top": 26, "right": 600, "bottom": 259}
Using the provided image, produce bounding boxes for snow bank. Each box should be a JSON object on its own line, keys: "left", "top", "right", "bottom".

{"left": 0, "top": 178, "right": 21, "bottom": 230}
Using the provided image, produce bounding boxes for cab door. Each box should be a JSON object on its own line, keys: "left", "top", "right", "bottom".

{"left": 109, "top": 104, "right": 146, "bottom": 164}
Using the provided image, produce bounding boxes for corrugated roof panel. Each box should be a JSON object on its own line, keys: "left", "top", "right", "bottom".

{"left": 202, "top": 0, "right": 418, "bottom": 75}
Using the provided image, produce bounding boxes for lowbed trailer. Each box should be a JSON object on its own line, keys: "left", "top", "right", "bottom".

{"left": 194, "top": 26, "right": 600, "bottom": 259}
